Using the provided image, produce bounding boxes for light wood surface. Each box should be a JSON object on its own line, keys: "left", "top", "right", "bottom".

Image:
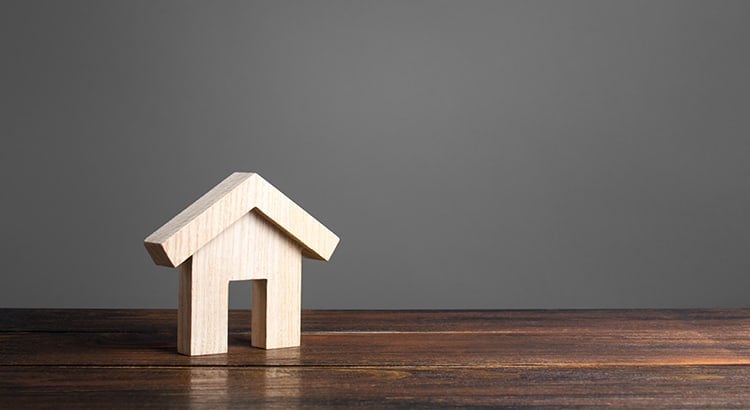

{"left": 144, "top": 172, "right": 339, "bottom": 267}
{"left": 2, "top": 309, "right": 750, "bottom": 408}
{"left": 144, "top": 173, "right": 338, "bottom": 355}
{"left": 177, "top": 212, "right": 303, "bottom": 354}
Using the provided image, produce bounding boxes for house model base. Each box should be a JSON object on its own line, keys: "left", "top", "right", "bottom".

{"left": 144, "top": 172, "right": 339, "bottom": 356}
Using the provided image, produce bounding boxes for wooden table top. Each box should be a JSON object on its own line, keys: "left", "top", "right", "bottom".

{"left": 1, "top": 309, "right": 749, "bottom": 408}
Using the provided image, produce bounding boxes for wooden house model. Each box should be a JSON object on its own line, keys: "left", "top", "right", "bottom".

{"left": 144, "top": 172, "right": 339, "bottom": 356}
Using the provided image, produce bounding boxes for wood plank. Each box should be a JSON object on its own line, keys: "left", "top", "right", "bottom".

{"left": 1, "top": 365, "right": 749, "bottom": 408}
{"left": 3, "top": 308, "right": 749, "bottom": 333}
{"left": 1, "top": 325, "right": 748, "bottom": 367}
{"left": 1, "top": 309, "right": 749, "bottom": 407}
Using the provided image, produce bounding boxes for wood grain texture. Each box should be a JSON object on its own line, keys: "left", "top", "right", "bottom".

{"left": 1, "top": 309, "right": 749, "bottom": 408}
{"left": 144, "top": 173, "right": 337, "bottom": 354}
{"left": 177, "top": 212, "right": 303, "bottom": 354}
{"left": 144, "top": 172, "right": 339, "bottom": 266}
{"left": 251, "top": 231, "right": 302, "bottom": 349}
{"left": 2, "top": 366, "right": 750, "bottom": 409}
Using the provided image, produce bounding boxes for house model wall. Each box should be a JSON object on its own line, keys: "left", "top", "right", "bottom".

{"left": 144, "top": 172, "right": 339, "bottom": 356}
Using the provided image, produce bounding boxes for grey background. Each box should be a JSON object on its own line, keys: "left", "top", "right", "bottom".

{"left": 2, "top": 0, "right": 749, "bottom": 309}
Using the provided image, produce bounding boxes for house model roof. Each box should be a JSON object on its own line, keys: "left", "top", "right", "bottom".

{"left": 144, "top": 172, "right": 339, "bottom": 267}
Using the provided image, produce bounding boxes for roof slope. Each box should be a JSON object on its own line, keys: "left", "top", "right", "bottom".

{"left": 144, "top": 172, "right": 339, "bottom": 267}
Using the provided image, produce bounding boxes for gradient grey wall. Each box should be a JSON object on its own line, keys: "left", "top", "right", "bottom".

{"left": 2, "top": 1, "right": 749, "bottom": 309}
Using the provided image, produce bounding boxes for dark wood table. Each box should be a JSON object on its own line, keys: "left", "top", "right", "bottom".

{"left": 1, "top": 309, "right": 749, "bottom": 408}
